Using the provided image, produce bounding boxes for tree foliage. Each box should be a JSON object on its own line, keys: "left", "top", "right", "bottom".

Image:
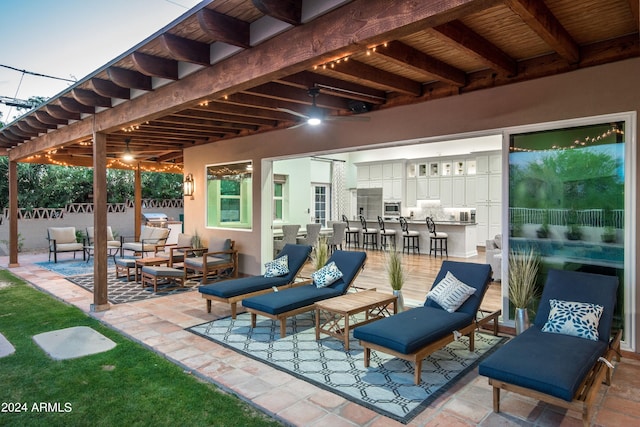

{"left": 0, "top": 158, "right": 183, "bottom": 210}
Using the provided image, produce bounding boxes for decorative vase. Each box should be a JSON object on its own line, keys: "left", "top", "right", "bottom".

{"left": 515, "top": 307, "right": 529, "bottom": 335}
{"left": 393, "top": 289, "right": 405, "bottom": 312}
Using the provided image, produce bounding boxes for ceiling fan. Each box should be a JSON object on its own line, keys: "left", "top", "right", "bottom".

{"left": 278, "top": 87, "right": 370, "bottom": 128}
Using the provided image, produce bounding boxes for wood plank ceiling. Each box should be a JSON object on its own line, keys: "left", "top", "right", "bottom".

{"left": 0, "top": 0, "right": 637, "bottom": 172}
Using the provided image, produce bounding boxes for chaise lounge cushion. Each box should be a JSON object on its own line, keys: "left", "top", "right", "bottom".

{"left": 198, "top": 244, "right": 312, "bottom": 299}
{"left": 353, "top": 261, "right": 491, "bottom": 355}
{"left": 478, "top": 326, "right": 607, "bottom": 401}
{"left": 242, "top": 250, "right": 366, "bottom": 316}
{"left": 353, "top": 307, "right": 473, "bottom": 354}
{"left": 478, "top": 269, "right": 619, "bottom": 402}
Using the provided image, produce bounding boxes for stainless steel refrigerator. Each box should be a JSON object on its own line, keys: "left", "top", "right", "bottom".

{"left": 356, "top": 188, "right": 383, "bottom": 221}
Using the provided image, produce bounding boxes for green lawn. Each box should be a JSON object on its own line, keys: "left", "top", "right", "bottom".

{"left": 0, "top": 270, "right": 282, "bottom": 427}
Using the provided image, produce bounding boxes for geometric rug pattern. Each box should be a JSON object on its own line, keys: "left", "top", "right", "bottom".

{"left": 35, "top": 258, "right": 197, "bottom": 304}
{"left": 66, "top": 271, "right": 196, "bottom": 304}
{"left": 188, "top": 312, "right": 507, "bottom": 424}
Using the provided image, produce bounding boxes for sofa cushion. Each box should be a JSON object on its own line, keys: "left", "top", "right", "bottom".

{"left": 311, "top": 261, "right": 343, "bottom": 288}
{"left": 494, "top": 234, "right": 502, "bottom": 249}
{"left": 208, "top": 238, "right": 232, "bottom": 261}
{"left": 478, "top": 326, "right": 607, "bottom": 401}
{"left": 541, "top": 299, "right": 604, "bottom": 341}
{"left": 353, "top": 306, "right": 472, "bottom": 354}
{"left": 48, "top": 227, "right": 77, "bottom": 245}
{"left": 264, "top": 254, "right": 289, "bottom": 278}
{"left": 427, "top": 271, "right": 476, "bottom": 313}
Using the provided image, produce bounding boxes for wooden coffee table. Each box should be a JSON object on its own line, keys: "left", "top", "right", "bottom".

{"left": 315, "top": 289, "right": 397, "bottom": 350}
{"left": 134, "top": 257, "right": 169, "bottom": 282}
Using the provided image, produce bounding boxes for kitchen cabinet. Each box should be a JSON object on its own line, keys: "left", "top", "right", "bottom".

{"left": 428, "top": 177, "right": 440, "bottom": 199}
{"left": 383, "top": 162, "right": 404, "bottom": 179}
{"left": 369, "top": 164, "right": 383, "bottom": 180}
{"left": 452, "top": 176, "right": 465, "bottom": 207}
{"left": 476, "top": 152, "right": 502, "bottom": 174}
{"left": 383, "top": 178, "right": 402, "bottom": 200}
{"left": 476, "top": 169, "right": 502, "bottom": 245}
{"left": 440, "top": 177, "right": 452, "bottom": 206}
{"left": 406, "top": 178, "right": 417, "bottom": 207}
{"left": 416, "top": 177, "right": 428, "bottom": 199}
{"left": 357, "top": 165, "right": 370, "bottom": 181}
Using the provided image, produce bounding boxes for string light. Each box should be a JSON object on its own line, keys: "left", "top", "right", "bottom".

{"left": 509, "top": 125, "right": 624, "bottom": 152}
{"left": 313, "top": 42, "right": 387, "bottom": 70}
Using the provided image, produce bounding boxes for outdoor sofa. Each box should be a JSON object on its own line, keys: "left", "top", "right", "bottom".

{"left": 198, "top": 243, "right": 312, "bottom": 318}
{"left": 242, "top": 250, "right": 367, "bottom": 338}
{"left": 478, "top": 269, "right": 621, "bottom": 427}
{"left": 353, "top": 260, "right": 498, "bottom": 384}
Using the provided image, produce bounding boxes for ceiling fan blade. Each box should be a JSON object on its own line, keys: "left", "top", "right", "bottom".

{"left": 277, "top": 107, "right": 309, "bottom": 120}
{"left": 286, "top": 122, "right": 307, "bottom": 129}
{"left": 326, "top": 115, "right": 371, "bottom": 122}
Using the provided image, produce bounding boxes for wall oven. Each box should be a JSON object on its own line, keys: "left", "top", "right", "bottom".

{"left": 384, "top": 202, "right": 401, "bottom": 217}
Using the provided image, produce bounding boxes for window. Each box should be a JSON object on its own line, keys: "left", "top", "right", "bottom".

{"left": 508, "top": 119, "right": 628, "bottom": 338}
{"left": 273, "top": 174, "right": 287, "bottom": 221}
{"left": 206, "top": 161, "right": 252, "bottom": 229}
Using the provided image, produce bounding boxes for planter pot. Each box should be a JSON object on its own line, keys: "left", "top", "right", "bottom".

{"left": 515, "top": 307, "right": 529, "bottom": 335}
{"left": 393, "top": 289, "right": 405, "bottom": 312}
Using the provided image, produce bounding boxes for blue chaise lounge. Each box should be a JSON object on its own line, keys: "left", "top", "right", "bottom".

{"left": 353, "top": 260, "right": 498, "bottom": 385}
{"left": 478, "top": 269, "right": 621, "bottom": 427}
{"left": 242, "top": 250, "right": 367, "bottom": 338}
{"left": 198, "top": 244, "right": 312, "bottom": 318}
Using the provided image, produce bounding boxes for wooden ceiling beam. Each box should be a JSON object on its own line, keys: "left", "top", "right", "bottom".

{"left": 107, "top": 67, "right": 153, "bottom": 90}
{"left": 72, "top": 89, "right": 112, "bottom": 108}
{"left": 629, "top": 0, "right": 639, "bottom": 27}
{"left": 15, "top": 122, "right": 39, "bottom": 136}
{"left": 220, "top": 92, "right": 308, "bottom": 113}
{"left": 5, "top": 127, "right": 32, "bottom": 139}
{"left": 46, "top": 104, "right": 81, "bottom": 120}
{"left": 59, "top": 97, "right": 95, "bottom": 114}
{"left": 24, "top": 116, "right": 55, "bottom": 130}
{"left": 197, "top": 9, "right": 250, "bottom": 48}
{"left": 159, "top": 33, "right": 211, "bottom": 66}
{"left": 180, "top": 108, "right": 276, "bottom": 127}
{"left": 432, "top": 20, "right": 517, "bottom": 76}
{"left": 252, "top": 0, "right": 302, "bottom": 25}
{"left": 327, "top": 58, "right": 422, "bottom": 96}
{"left": 244, "top": 82, "right": 349, "bottom": 109}
{"left": 34, "top": 110, "right": 67, "bottom": 126}
{"left": 145, "top": 122, "right": 239, "bottom": 136}
{"left": 504, "top": 0, "right": 579, "bottom": 64}
{"left": 277, "top": 71, "right": 387, "bottom": 104}
{"left": 377, "top": 41, "right": 466, "bottom": 87}
{"left": 131, "top": 52, "right": 179, "bottom": 80}
{"left": 202, "top": 101, "right": 295, "bottom": 121}
{"left": 170, "top": 110, "right": 262, "bottom": 130}
{"left": 91, "top": 78, "right": 130, "bottom": 99}
{"left": 151, "top": 116, "right": 243, "bottom": 132}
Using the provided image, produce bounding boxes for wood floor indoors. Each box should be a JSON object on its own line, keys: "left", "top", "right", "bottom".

{"left": 300, "top": 246, "right": 502, "bottom": 313}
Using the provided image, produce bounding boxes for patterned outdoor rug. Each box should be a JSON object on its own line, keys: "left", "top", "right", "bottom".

{"left": 189, "top": 312, "right": 507, "bottom": 424}
{"left": 66, "top": 272, "right": 197, "bottom": 304}
{"left": 36, "top": 259, "right": 198, "bottom": 304}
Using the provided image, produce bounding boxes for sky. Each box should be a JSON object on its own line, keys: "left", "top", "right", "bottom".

{"left": 0, "top": 0, "right": 204, "bottom": 124}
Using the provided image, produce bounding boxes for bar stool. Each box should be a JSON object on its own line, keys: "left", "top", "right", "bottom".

{"left": 377, "top": 216, "right": 396, "bottom": 250}
{"left": 399, "top": 216, "right": 420, "bottom": 254}
{"left": 426, "top": 217, "right": 448, "bottom": 257}
{"left": 360, "top": 215, "right": 378, "bottom": 250}
{"left": 342, "top": 215, "right": 360, "bottom": 247}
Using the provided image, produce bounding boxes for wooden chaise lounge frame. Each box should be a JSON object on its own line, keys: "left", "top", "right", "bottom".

{"left": 246, "top": 253, "right": 367, "bottom": 338}
{"left": 489, "top": 329, "right": 621, "bottom": 427}
{"left": 201, "top": 244, "right": 312, "bottom": 318}
{"left": 362, "top": 309, "right": 501, "bottom": 385}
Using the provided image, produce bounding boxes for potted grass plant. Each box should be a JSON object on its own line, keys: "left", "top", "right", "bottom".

{"left": 312, "top": 236, "right": 329, "bottom": 271}
{"left": 386, "top": 249, "right": 405, "bottom": 312}
{"left": 508, "top": 247, "right": 540, "bottom": 335}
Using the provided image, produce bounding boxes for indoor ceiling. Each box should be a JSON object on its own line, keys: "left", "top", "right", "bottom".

{"left": 0, "top": 0, "right": 637, "bottom": 171}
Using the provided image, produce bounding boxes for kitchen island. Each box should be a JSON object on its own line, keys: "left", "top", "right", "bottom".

{"left": 362, "top": 218, "right": 477, "bottom": 258}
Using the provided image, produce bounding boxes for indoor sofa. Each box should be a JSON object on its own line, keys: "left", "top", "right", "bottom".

{"left": 198, "top": 243, "right": 312, "bottom": 318}
{"left": 478, "top": 269, "right": 621, "bottom": 427}
{"left": 353, "top": 260, "right": 498, "bottom": 384}
{"left": 242, "top": 250, "right": 367, "bottom": 338}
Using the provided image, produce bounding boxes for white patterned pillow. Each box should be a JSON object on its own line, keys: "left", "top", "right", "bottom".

{"left": 542, "top": 299, "right": 603, "bottom": 341}
{"left": 264, "top": 255, "right": 289, "bottom": 278}
{"left": 311, "top": 261, "right": 343, "bottom": 288}
{"left": 427, "top": 271, "right": 476, "bottom": 313}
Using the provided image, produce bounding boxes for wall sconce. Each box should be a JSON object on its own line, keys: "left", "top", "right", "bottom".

{"left": 183, "top": 173, "right": 194, "bottom": 199}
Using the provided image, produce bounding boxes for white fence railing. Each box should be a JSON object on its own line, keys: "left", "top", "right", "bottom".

{"left": 509, "top": 207, "right": 624, "bottom": 229}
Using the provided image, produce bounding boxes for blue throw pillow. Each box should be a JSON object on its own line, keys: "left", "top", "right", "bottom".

{"left": 311, "top": 261, "right": 343, "bottom": 288}
{"left": 542, "top": 299, "right": 603, "bottom": 341}
{"left": 264, "top": 254, "right": 289, "bottom": 278}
